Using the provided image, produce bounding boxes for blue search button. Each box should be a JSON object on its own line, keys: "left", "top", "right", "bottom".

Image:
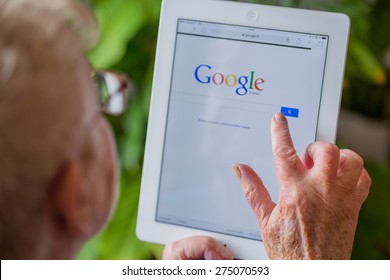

{"left": 281, "top": 107, "right": 300, "bottom": 118}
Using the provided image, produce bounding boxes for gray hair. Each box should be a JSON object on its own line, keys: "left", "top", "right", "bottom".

{"left": 0, "top": 0, "right": 98, "bottom": 258}
{"left": 0, "top": 0, "right": 99, "bottom": 50}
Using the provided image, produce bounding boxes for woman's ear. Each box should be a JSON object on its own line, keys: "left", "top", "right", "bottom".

{"left": 53, "top": 161, "right": 95, "bottom": 238}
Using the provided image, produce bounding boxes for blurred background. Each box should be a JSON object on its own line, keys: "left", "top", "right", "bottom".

{"left": 78, "top": 0, "right": 390, "bottom": 260}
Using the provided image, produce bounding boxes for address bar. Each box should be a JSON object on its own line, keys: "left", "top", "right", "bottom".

{"left": 211, "top": 28, "right": 290, "bottom": 45}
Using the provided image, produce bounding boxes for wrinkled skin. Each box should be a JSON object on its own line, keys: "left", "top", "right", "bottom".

{"left": 232, "top": 113, "right": 372, "bottom": 259}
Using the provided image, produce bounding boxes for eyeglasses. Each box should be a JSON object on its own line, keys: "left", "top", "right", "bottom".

{"left": 67, "top": 70, "right": 130, "bottom": 160}
{"left": 93, "top": 70, "right": 131, "bottom": 116}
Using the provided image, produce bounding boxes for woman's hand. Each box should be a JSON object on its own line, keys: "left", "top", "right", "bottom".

{"left": 232, "top": 113, "right": 371, "bottom": 259}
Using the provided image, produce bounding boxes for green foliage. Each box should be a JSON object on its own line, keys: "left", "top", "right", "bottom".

{"left": 78, "top": 0, "right": 390, "bottom": 260}
{"left": 88, "top": 1, "right": 146, "bottom": 68}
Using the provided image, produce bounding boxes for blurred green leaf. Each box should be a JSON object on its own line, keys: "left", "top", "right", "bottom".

{"left": 88, "top": 1, "right": 145, "bottom": 68}
{"left": 348, "top": 39, "right": 387, "bottom": 85}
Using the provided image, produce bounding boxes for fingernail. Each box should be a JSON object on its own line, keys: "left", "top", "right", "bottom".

{"left": 219, "top": 246, "right": 234, "bottom": 260}
{"left": 232, "top": 164, "right": 242, "bottom": 180}
{"left": 274, "top": 112, "right": 287, "bottom": 123}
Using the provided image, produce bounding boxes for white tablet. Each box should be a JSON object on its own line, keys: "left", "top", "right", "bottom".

{"left": 137, "top": 0, "right": 349, "bottom": 259}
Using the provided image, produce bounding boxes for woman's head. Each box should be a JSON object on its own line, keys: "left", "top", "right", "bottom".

{"left": 0, "top": 0, "right": 118, "bottom": 259}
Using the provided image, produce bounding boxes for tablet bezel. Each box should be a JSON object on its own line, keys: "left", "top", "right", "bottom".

{"left": 137, "top": 0, "right": 350, "bottom": 260}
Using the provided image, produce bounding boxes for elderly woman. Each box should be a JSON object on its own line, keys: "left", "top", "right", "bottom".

{"left": 0, "top": 0, "right": 371, "bottom": 260}
{"left": 0, "top": 0, "right": 233, "bottom": 260}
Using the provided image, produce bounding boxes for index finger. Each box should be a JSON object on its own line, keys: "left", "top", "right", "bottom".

{"left": 271, "top": 113, "right": 305, "bottom": 183}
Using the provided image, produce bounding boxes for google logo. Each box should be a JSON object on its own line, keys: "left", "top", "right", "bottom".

{"left": 194, "top": 64, "right": 265, "bottom": 96}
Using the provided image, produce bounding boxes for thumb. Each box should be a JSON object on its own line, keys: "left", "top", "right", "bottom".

{"left": 232, "top": 164, "right": 275, "bottom": 226}
{"left": 163, "top": 236, "right": 234, "bottom": 260}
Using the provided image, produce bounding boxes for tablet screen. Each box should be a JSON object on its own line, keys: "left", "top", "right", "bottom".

{"left": 156, "top": 19, "right": 329, "bottom": 241}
